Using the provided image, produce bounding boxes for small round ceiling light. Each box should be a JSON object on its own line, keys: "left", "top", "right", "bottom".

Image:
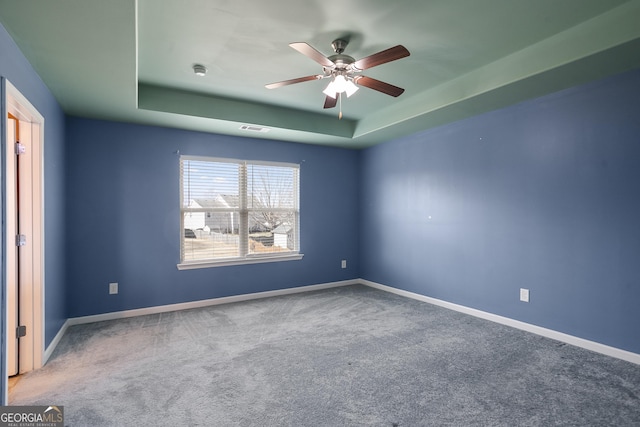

{"left": 193, "top": 64, "right": 207, "bottom": 77}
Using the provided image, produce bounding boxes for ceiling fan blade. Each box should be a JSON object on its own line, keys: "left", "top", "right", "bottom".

{"left": 352, "top": 45, "right": 410, "bottom": 71}
{"left": 354, "top": 76, "right": 405, "bottom": 97}
{"left": 289, "top": 42, "right": 335, "bottom": 68}
{"left": 265, "top": 75, "right": 323, "bottom": 89}
{"left": 323, "top": 93, "right": 338, "bottom": 109}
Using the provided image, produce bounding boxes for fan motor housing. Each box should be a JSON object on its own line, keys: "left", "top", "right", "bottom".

{"left": 326, "top": 54, "right": 355, "bottom": 71}
{"left": 326, "top": 39, "right": 356, "bottom": 73}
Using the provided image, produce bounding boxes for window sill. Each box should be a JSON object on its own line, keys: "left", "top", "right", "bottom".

{"left": 177, "top": 253, "right": 304, "bottom": 270}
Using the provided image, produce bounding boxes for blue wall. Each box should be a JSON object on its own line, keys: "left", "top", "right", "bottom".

{"left": 65, "top": 118, "right": 360, "bottom": 317}
{"left": 1, "top": 22, "right": 67, "bottom": 401}
{"left": 360, "top": 69, "right": 640, "bottom": 354}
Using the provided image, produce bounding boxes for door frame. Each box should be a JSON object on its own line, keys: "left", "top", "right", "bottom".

{"left": 3, "top": 79, "right": 45, "bottom": 395}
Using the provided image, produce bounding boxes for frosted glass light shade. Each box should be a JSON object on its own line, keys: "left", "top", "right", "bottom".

{"left": 323, "top": 81, "right": 337, "bottom": 98}
{"left": 322, "top": 75, "right": 359, "bottom": 98}
{"left": 344, "top": 80, "right": 359, "bottom": 97}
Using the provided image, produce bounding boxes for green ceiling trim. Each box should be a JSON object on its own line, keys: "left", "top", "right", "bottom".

{"left": 138, "top": 83, "right": 356, "bottom": 138}
{"left": 354, "top": 0, "right": 640, "bottom": 140}
{"left": 352, "top": 38, "right": 640, "bottom": 149}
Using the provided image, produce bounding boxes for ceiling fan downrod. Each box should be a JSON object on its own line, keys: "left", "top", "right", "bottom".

{"left": 331, "top": 39, "right": 348, "bottom": 54}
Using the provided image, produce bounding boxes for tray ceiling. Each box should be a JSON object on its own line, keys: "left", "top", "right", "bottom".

{"left": 1, "top": 0, "right": 639, "bottom": 148}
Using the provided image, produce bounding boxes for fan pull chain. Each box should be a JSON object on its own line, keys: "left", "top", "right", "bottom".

{"left": 339, "top": 94, "right": 343, "bottom": 120}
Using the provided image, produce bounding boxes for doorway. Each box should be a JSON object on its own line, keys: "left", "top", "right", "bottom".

{"left": 4, "top": 79, "right": 44, "bottom": 388}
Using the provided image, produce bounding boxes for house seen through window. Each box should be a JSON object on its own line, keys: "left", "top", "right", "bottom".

{"left": 179, "top": 156, "right": 300, "bottom": 267}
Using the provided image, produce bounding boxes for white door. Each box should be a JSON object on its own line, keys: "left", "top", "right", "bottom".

{"left": 6, "top": 112, "right": 36, "bottom": 377}
{"left": 4, "top": 80, "right": 44, "bottom": 382}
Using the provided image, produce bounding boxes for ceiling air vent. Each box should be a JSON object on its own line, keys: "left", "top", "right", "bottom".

{"left": 240, "top": 125, "right": 270, "bottom": 133}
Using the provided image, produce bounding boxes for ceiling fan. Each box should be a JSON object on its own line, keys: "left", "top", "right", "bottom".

{"left": 265, "top": 39, "right": 410, "bottom": 113}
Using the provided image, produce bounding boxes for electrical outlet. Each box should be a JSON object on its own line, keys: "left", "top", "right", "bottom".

{"left": 341, "top": 260, "right": 347, "bottom": 269}
{"left": 520, "top": 288, "right": 529, "bottom": 302}
{"left": 109, "top": 282, "right": 118, "bottom": 295}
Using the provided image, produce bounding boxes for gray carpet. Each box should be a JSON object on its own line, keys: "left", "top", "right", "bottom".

{"left": 9, "top": 285, "right": 640, "bottom": 426}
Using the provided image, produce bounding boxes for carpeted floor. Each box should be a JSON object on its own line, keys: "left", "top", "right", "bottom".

{"left": 9, "top": 285, "right": 640, "bottom": 426}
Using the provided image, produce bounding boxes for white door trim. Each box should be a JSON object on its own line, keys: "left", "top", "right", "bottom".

{"left": 3, "top": 79, "right": 45, "bottom": 388}
{"left": 5, "top": 116, "right": 18, "bottom": 376}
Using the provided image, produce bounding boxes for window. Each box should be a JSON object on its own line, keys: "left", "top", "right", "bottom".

{"left": 178, "top": 156, "right": 302, "bottom": 269}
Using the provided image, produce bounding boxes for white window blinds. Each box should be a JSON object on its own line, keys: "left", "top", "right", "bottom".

{"left": 180, "top": 156, "right": 300, "bottom": 265}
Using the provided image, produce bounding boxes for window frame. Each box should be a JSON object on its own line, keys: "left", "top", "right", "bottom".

{"left": 177, "top": 155, "right": 303, "bottom": 270}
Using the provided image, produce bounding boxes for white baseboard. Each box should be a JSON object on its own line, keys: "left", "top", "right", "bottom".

{"left": 43, "top": 319, "right": 71, "bottom": 365}
{"left": 44, "top": 278, "right": 640, "bottom": 367}
{"left": 66, "top": 279, "right": 359, "bottom": 327}
{"left": 361, "top": 279, "right": 640, "bottom": 366}
{"left": 44, "top": 280, "right": 357, "bottom": 360}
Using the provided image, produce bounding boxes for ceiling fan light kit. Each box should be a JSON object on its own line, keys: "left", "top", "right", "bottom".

{"left": 322, "top": 74, "right": 359, "bottom": 99}
{"left": 266, "top": 38, "right": 410, "bottom": 116}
